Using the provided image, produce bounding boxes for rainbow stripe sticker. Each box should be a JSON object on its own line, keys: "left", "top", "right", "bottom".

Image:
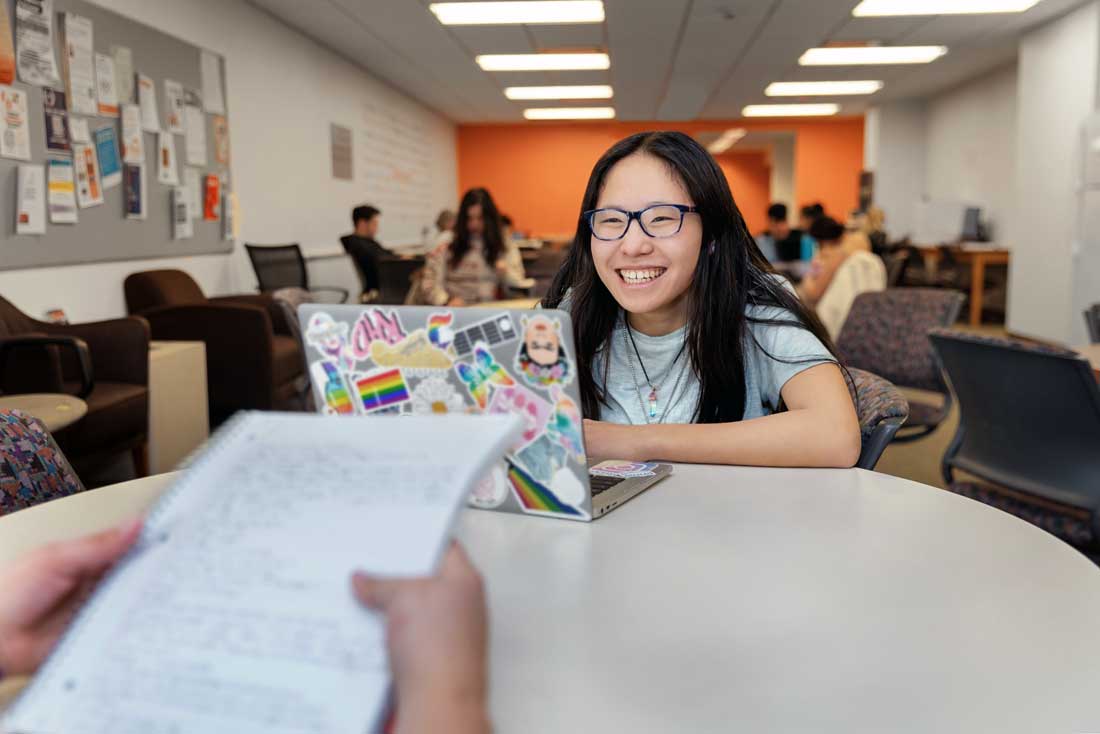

{"left": 427, "top": 312, "right": 454, "bottom": 349}
{"left": 506, "top": 460, "right": 583, "bottom": 517}
{"left": 355, "top": 368, "right": 411, "bottom": 412}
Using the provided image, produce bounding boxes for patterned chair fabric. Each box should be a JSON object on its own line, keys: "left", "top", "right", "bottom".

{"left": 949, "top": 480, "right": 1095, "bottom": 549}
{"left": 844, "top": 367, "right": 909, "bottom": 470}
{"left": 836, "top": 289, "right": 964, "bottom": 392}
{"left": 0, "top": 409, "right": 85, "bottom": 515}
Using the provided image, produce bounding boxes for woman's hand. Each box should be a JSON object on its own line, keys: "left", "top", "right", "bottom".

{"left": 582, "top": 419, "right": 649, "bottom": 462}
{"left": 0, "top": 519, "right": 142, "bottom": 677}
{"left": 352, "top": 544, "right": 490, "bottom": 734}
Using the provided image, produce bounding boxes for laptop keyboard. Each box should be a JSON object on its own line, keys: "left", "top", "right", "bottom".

{"left": 588, "top": 473, "right": 627, "bottom": 496}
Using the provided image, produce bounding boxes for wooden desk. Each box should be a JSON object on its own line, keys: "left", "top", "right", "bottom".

{"left": 915, "top": 246, "right": 1010, "bottom": 327}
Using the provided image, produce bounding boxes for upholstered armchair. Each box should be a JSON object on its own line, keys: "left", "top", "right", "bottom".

{"left": 0, "top": 295, "right": 149, "bottom": 476}
{"left": 124, "top": 269, "right": 305, "bottom": 425}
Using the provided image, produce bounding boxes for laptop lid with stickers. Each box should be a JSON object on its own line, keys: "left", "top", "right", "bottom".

{"left": 297, "top": 304, "right": 594, "bottom": 521}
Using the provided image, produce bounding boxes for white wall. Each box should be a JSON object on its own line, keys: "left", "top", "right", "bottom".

{"left": 925, "top": 63, "right": 1018, "bottom": 242}
{"left": 1008, "top": 0, "right": 1100, "bottom": 344}
{"left": 769, "top": 137, "right": 795, "bottom": 217}
{"left": 864, "top": 101, "right": 927, "bottom": 238}
{"left": 0, "top": 0, "right": 457, "bottom": 321}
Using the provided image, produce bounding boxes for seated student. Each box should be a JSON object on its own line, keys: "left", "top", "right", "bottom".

{"left": 755, "top": 203, "right": 803, "bottom": 263}
{"left": 421, "top": 188, "right": 507, "bottom": 307}
{"left": 0, "top": 523, "right": 492, "bottom": 734}
{"left": 543, "top": 131, "right": 861, "bottom": 468}
{"left": 798, "top": 216, "right": 887, "bottom": 340}
{"left": 797, "top": 203, "right": 825, "bottom": 261}
{"left": 341, "top": 205, "right": 389, "bottom": 303}
{"left": 499, "top": 214, "right": 535, "bottom": 292}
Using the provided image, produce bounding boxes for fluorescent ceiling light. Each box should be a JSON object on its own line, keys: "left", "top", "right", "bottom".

{"left": 853, "top": 0, "right": 1040, "bottom": 16}
{"left": 505, "top": 85, "right": 613, "bottom": 100}
{"left": 766, "top": 80, "right": 883, "bottom": 96}
{"left": 742, "top": 104, "right": 839, "bottom": 117}
{"left": 707, "top": 128, "right": 747, "bottom": 155}
{"left": 524, "top": 107, "right": 615, "bottom": 120}
{"left": 800, "top": 46, "right": 947, "bottom": 65}
{"left": 430, "top": 1, "right": 604, "bottom": 25}
{"left": 477, "top": 53, "right": 610, "bottom": 71}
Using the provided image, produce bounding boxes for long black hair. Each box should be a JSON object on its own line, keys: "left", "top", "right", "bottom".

{"left": 451, "top": 188, "right": 505, "bottom": 268}
{"left": 543, "top": 131, "right": 840, "bottom": 423}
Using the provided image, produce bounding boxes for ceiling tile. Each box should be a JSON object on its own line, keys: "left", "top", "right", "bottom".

{"left": 833, "top": 16, "right": 928, "bottom": 43}
{"left": 447, "top": 25, "right": 534, "bottom": 54}
{"left": 527, "top": 23, "right": 605, "bottom": 50}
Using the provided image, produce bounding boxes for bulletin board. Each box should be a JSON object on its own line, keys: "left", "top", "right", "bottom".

{"left": 0, "top": 0, "right": 231, "bottom": 271}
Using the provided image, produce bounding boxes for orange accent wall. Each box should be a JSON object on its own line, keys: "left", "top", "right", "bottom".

{"left": 456, "top": 118, "right": 864, "bottom": 238}
{"left": 716, "top": 151, "right": 772, "bottom": 235}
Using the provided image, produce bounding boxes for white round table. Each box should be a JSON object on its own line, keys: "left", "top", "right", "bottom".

{"left": 0, "top": 393, "right": 87, "bottom": 432}
{"left": 2, "top": 466, "right": 1099, "bottom": 732}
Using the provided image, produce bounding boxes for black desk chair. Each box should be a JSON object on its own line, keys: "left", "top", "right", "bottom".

{"left": 244, "top": 244, "right": 348, "bottom": 303}
{"left": 1086, "top": 303, "right": 1100, "bottom": 344}
{"left": 836, "top": 289, "right": 964, "bottom": 442}
{"left": 377, "top": 256, "right": 425, "bottom": 305}
{"left": 930, "top": 329, "right": 1100, "bottom": 557}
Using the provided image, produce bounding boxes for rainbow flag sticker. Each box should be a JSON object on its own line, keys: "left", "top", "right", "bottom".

{"left": 427, "top": 312, "right": 454, "bottom": 348}
{"left": 506, "top": 460, "right": 582, "bottom": 517}
{"left": 355, "top": 368, "right": 410, "bottom": 412}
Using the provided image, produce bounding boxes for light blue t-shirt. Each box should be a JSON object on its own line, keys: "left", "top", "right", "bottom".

{"left": 564, "top": 303, "right": 833, "bottom": 425}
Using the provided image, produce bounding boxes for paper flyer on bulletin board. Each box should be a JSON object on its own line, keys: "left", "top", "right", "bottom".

{"left": 61, "top": 12, "right": 96, "bottom": 116}
{"left": 15, "top": 0, "right": 61, "bottom": 87}
{"left": 0, "top": 0, "right": 16, "bottom": 86}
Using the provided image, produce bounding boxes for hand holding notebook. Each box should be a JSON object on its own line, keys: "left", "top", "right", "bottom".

{"left": 2, "top": 411, "right": 521, "bottom": 734}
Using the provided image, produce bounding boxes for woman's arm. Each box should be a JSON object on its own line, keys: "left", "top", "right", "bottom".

{"left": 583, "top": 363, "right": 861, "bottom": 468}
{"left": 797, "top": 250, "right": 845, "bottom": 304}
{"left": 421, "top": 245, "right": 452, "bottom": 306}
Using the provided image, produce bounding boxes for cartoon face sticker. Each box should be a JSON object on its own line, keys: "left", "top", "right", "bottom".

{"left": 305, "top": 313, "right": 353, "bottom": 369}
{"left": 515, "top": 315, "right": 572, "bottom": 388}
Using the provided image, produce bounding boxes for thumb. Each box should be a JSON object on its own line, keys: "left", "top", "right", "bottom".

{"left": 350, "top": 572, "right": 402, "bottom": 612}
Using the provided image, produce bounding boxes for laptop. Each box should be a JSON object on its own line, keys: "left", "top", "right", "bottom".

{"left": 296, "top": 304, "right": 672, "bottom": 521}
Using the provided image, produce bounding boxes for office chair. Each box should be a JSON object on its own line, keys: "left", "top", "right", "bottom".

{"left": 845, "top": 367, "right": 908, "bottom": 470}
{"left": 930, "top": 329, "right": 1100, "bottom": 557}
{"left": 244, "top": 243, "right": 349, "bottom": 303}
{"left": 837, "top": 289, "right": 963, "bottom": 442}
{"left": 1086, "top": 303, "right": 1100, "bottom": 343}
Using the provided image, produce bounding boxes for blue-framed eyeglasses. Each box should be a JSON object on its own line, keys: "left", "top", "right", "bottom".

{"left": 583, "top": 204, "right": 699, "bottom": 241}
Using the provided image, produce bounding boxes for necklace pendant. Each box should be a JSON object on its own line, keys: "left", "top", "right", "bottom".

{"left": 647, "top": 388, "right": 658, "bottom": 419}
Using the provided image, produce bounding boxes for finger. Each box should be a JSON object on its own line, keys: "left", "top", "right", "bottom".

{"left": 34, "top": 517, "right": 143, "bottom": 582}
{"left": 440, "top": 543, "right": 475, "bottom": 579}
{"left": 350, "top": 572, "right": 403, "bottom": 612}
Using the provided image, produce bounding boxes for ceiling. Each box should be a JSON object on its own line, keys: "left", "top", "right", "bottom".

{"left": 247, "top": 0, "right": 1089, "bottom": 123}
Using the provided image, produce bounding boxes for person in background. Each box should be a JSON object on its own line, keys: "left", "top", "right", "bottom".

{"left": 421, "top": 188, "right": 507, "bottom": 306}
{"left": 499, "top": 214, "right": 536, "bottom": 293}
{"left": 798, "top": 203, "right": 825, "bottom": 261}
{"left": 341, "top": 205, "right": 388, "bottom": 303}
{"left": 433, "top": 209, "right": 456, "bottom": 247}
{"left": 798, "top": 216, "right": 886, "bottom": 340}
{"left": 0, "top": 525, "right": 492, "bottom": 734}
{"left": 755, "top": 203, "right": 803, "bottom": 263}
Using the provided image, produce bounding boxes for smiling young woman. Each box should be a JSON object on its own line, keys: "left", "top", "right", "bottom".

{"left": 543, "top": 131, "right": 861, "bottom": 468}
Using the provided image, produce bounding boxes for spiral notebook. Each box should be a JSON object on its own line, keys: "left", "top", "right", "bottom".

{"left": 2, "top": 411, "right": 521, "bottom": 734}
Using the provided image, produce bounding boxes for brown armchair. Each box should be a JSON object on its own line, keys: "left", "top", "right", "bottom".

{"left": 0, "top": 295, "right": 150, "bottom": 476}
{"left": 124, "top": 269, "right": 305, "bottom": 425}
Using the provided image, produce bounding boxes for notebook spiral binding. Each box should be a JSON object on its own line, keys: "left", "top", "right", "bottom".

{"left": 2, "top": 411, "right": 258, "bottom": 725}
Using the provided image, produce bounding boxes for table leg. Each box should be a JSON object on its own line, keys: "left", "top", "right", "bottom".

{"left": 969, "top": 254, "right": 987, "bottom": 327}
